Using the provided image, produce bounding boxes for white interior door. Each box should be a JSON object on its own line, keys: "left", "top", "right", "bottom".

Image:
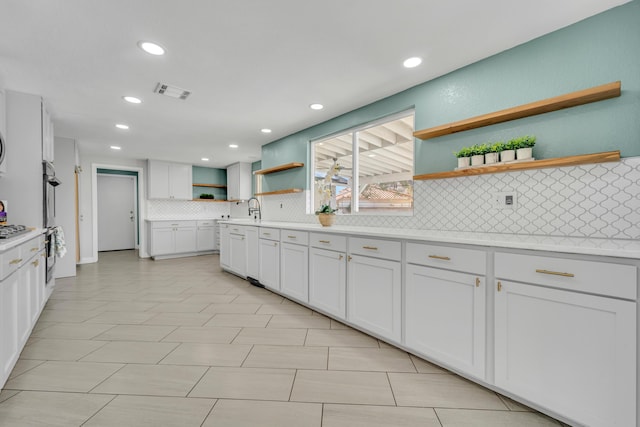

{"left": 97, "top": 174, "right": 136, "bottom": 251}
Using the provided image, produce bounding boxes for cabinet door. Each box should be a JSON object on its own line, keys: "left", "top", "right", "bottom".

{"left": 280, "top": 242, "right": 309, "bottom": 303}
{"left": 17, "top": 265, "right": 31, "bottom": 346}
{"left": 196, "top": 226, "right": 215, "bottom": 251}
{"left": 150, "top": 227, "right": 175, "bottom": 256}
{"left": 309, "top": 247, "right": 346, "bottom": 319}
{"left": 174, "top": 227, "right": 197, "bottom": 254}
{"left": 169, "top": 163, "right": 193, "bottom": 200}
{"left": 0, "top": 272, "right": 19, "bottom": 387}
{"left": 347, "top": 255, "right": 401, "bottom": 342}
{"left": 226, "top": 163, "right": 239, "bottom": 200}
{"left": 147, "top": 160, "right": 171, "bottom": 199}
{"left": 229, "top": 233, "right": 247, "bottom": 277}
{"left": 245, "top": 227, "right": 259, "bottom": 280}
{"left": 495, "top": 280, "right": 636, "bottom": 427}
{"left": 29, "top": 253, "right": 46, "bottom": 324}
{"left": 259, "top": 239, "right": 279, "bottom": 290}
{"left": 406, "top": 264, "right": 485, "bottom": 378}
{"left": 219, "top": 225, "right": 230, "bottom": 268}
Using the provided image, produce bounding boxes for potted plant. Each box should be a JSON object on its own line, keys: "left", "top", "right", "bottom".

{"left": 485, "top": 142, "right": 504, "bottom": 164}
{"left": 470, "top": 143, "right": 488, "bottom": 166}
{"left": 199, "top": 193, "right": 214, "bottom": 199}
{"left": 315, "top": 204, "right": 337, "bottom": 226}
{"left": 514, "top": 135, "right": 536, "bottom": 160}
{"left": 454, "top": 146, "right": 472, "bottom": 168}
{"left": 501, "top": 139, "right": 517, "bottom": 162}
{"left": 315, "top": 159, "right": 341, "bottom": 226}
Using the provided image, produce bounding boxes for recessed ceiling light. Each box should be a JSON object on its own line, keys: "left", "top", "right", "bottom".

{"left": 403, "top": 57, "right": 422, "bottom": 68}
{"left": 261, "top": 128, "right": 272, "bottom": 134}
{"left": 123, "top": 96, "right": 142, "bottom": 104}
{"left": 229, "top": 144, "right": 239, "bottom": 148}
{"left": 115, "top": 124, "right": 129, "bottom": 130}
{"left": 110, "top": 146, "right": 121, "bottom": 150}
{"left": 138, "top": 41, "right": 165, "bottom": 56}
{"left": 201, "top": 157, "right": 209, "bottom": 161}
{"left": 310, "top": 103, "right": 324, "bottom": 110}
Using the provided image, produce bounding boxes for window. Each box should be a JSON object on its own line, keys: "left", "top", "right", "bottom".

{"left": 311, "top": 110, "right": 414, "bottom": 215}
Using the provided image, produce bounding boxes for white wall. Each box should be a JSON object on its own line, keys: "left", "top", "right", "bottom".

{"left": 53, "top": 137, "right": 77, "bottom": 278}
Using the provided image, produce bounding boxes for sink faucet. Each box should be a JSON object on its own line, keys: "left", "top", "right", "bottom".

{"left": 247, "top": 197, "right": 261, "bottom": 221}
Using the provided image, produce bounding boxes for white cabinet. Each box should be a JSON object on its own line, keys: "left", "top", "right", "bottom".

{"left": 494, "top": 252, "right": 637, "bottom": 427}
{"left": 405, "top": 243, "right": 486, "bottom": 379}
{"left": 347, "top": 237, "right": 402, "bottom": 342}
{"left": 259, "top": 228, "right": 280, "bottom": 290}
{"left": 309, "top": 233, "right": 347, "bottom": 319}
{"left": 228, "top": 227, "right": 247, "bottom": 278}
{"left": 280, "top": 230, "right": 309, "bottom": 303}
{"left": 147, "top": 160, "right": 193, "bottom": 200}
{"left": 219, "top": 223, "right": 230, "bottom": 268}
{"left": 226, "top": 162, "right": 252, "bottom": 201}
{"left": 245, "top": 226, "right": 259, "bottom": 280}
{"left": 148, "top": 221, "right": 197, "bottom": 258}
{"left": 196, "top": 220, "right": 216, "bottom": 252}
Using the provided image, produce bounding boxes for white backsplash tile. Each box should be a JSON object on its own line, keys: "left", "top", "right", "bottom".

{"left": 147, "top": 200, "right": 230, "bottom": 220}
{"left": 261, "top": 157, "right": 640, "bottom": 240}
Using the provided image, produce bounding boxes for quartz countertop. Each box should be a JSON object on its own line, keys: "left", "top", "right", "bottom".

{"left": 219, "top": 219, "right": 640, "bottom": 259}
{"left": 0, "top": 228, "right": 45, "bottom": 252}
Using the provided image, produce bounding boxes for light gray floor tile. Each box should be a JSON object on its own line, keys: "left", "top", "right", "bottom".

{"left": 162, "top": 326, "right": 241, "bottom": 343}
{"left": 230, "top": 294, "right": 285, "bottom": 304}
{"left": 204, "top": 313, "right": 272, "bottom": 327}
{"left": 256, "top": 303, "right": 313, "bottom": 315}
{"left": 328, "top": 347, "right": 417, "bottom": 372}
{"left": 232, "top": 327, "right": 307, "bottom": 345}
{"left": 84, "top": 395, "right": 215, "bottom": 427}
{"left": 30, "top": 322, "right": 116, "bottom": 340}
{"left": 411, "top": 354, "right": 451, "bottom": 374}
{"left": 323, "top": 404, "right": 441, "bottom": 427}
{"left": 243, "top": 345, "right": 328, "bottom": 369}
{"left": 499, "top": 394, "right": 536, "bottom": 411}
{"left": 189, "top": 367, "right": 295, "bottom": 400}
{"left": 181, "top": 294, "right": 238, "bottom": 304}
{"left": 203, "top": 399, "right": 322, "bottom": 427}
{"left": 305, "top": 329, "right": 379, "bottom": 347}
{"left": 267, "top": 314, "right": 331, "bottom": 329}
{"left": 388, "top": 373, "right": 507, "bottom": 409}
{"left": 84, "top": 311, "right": 157, "bottom": 324}
{"left": 47, "top": 300, "right": 108, "bottom": 311}
{"left": 0, "top": 390, "right": 19, "bottom": 404}
{"left": 8, "top": 359, "right": 46, "bottom": 379}
{"left": 93, "top": 324, "right": 177, "bottom": 341}
{"left": 100, "top": 301, "right": 160, "bottom": 312}
{"left": 0, "top": 391, "right": 114, "bottom": 427}
{"left": 91, "top": 364, "right": 207, "bottom": 396}
{"left": 290, "top": 370, "right": 395, "bottom": 405}
{"left": 134, "top": 294, "right": 188, "bottom": 303}
{"left": 144, "top": 312, "right": 214, "bottom": 326}
{"left": 30, "top": 320, "right": 58, "bottom": 333}
{"left": 160, "top": 343, "right": 252, "bottom": 366}
{"left": 148, "top": 302, "right": 210, "bottom": 313}
{"left": 37, "top": 309, "right": 100, "bottom": 323}
{"left": 436, "top": 408, "right": 561, "bottom": 426}
{"left": 80, "top": 341, "right": 179, "bottom": 364}
{"left": 18, "top": 338, "right": 108, "bottom": 361}
{"left": 201, "top": 303, "right": 261, "bottom": 314}
{"left": 330, "top": 319, "right": 350, "bottom": 329}
{"left": 4, "top": 361, "right": 124, "bottom": 392}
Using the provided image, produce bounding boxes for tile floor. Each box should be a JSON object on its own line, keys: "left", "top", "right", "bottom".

{"left": 0, "top": 251, "right": 566, "bottom": 426}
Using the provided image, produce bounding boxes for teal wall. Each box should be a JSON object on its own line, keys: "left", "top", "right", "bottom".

{"left": 251, "top": 161, "right": 261, "bottom": 195}
{"left": 261, "top": 1, "right": 640, "bottom": 184}
{"left": 192, "top": 166, "right": 227, "bottom": 200}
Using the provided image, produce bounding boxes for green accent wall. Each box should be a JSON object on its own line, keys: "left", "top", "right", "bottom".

{"left": 192, "top": 166, "right": 227, "bottom": 200}
{"left": 261, "top": 1, "right": 640, "bottom": 183}
{"left": 251, "top": 161, "right": 262, "bottom": 195}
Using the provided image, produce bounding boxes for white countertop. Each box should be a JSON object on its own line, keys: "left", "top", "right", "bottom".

{"left": 220, "top": 219, "right": 640, "bottom": 259}
{"left": 145, "top": 218, "right": 222, "bottom": 222}
{"left": 0, "top": 228, "right": 45, "bottom": 252}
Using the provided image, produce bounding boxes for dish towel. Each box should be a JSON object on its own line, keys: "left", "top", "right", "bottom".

{"left": 53, "top": 226, "right": 67, "bottom": 258}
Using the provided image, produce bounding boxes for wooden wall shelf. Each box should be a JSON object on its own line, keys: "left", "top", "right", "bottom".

{"left": 255, "top": 188, "right": 303, "bottom": 196}
{"left": 254, "top": 162, "right": 304, "bottom": 175}
{"left": 413, "top": 81, "right": 621, "bottom": 140}
{"left": 193, "top": 183, "right": 227, "bottom": 188}
{"left": 413, "top": 151, "right": 620, "bottom": 181}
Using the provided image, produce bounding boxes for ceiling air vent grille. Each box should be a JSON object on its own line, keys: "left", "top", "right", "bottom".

{"left": 154, "top": 83, "right": 191, "bottom": 100}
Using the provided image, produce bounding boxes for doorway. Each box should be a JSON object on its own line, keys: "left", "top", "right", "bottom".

{"left": 97, "top": 174, "right": 137, "bottom": 251}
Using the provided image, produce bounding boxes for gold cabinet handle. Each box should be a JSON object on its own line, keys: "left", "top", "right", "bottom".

{"left": 263, "top": 232, "right": 271, "bottom": 236}
{"left": 475, "top": 277, "right": 480, "bottom": 287}
{"left": 10, "top": 258, "right": 23, "bottom": 265}
{"left": 319, "top": 240, "right": 330, "bottom": 244}
{"left": 41, "top": 253, "right": 46, "bottom": 257}
{"left": 30, "top": 247, "right": 39, "bottom": 252}
{"left": 429, "top": 255, "right": 450, "bottom": 261}
{"left": 347, "top": 255, "right": 352, "bottom": 262}
{"left": 497, "top": 281, "right": 502, "bottom": 292}
{"left": 32, "top": 259, "right": 40, "bottom": 267}
{"left": 274, "top": 242, "right": 278, "bottom": 246}
{"left": 362, "top": 246, "right": 378, "bottom": 250}
{"left": 338, "top": 254, "right": 344, "bottom": 260}
{"left": 535, "top": 269, "right": 575, "bottom": 278}
{"left": 287, "top": 235, "right": 296, "bottom": 239}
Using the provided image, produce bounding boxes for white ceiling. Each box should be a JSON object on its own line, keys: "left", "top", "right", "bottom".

{"left": 0, "top": 0, "right": 629, "bottom": 169}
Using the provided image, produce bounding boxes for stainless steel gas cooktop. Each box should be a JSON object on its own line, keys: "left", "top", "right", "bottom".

{"left": 0, "top": 224, "right": 29, "bottom": 239}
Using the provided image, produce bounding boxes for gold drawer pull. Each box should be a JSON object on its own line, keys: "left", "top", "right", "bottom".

{"left": 10, "top": 258, "right": 23, "bottom": 265}
{"left": 362, "top": 246, "right": 378, "bottom": 250}
{"left": 348, "top": 255, "right": 352, "bottom": 262}
{"left": 339, "top": 254, "right": 344, "bottom": 260}
{"left": 429, "top": 255, "right": 451, "bottom": 261}
{"left": 535, "top": 269, "right": 575, "bottom": 278}
{"left": 287, "top": 235, "right": 296, "bottom": 239}
{"left": 475, "top": 277, "right": 480, "bottom": 287}
{"left": 497, "top": 281, "right": 502, "bottom": 292}
{"left": 32, "top": 259, "right": 40, "bottom": 267}
{"left": 31, "top": 247, "right": 39, "bottom": 252}
{"left": 319, "top": 240, "right": 330, "bottom": 244}
{"left": 263, "top": 232, "right": 271, "bottom": 236}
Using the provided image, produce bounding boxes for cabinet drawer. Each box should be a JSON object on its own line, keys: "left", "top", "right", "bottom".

{"left": 407, "top": 242, "right": 486, "bottom": 275}
{"left": 310, "top": 233, "right": 346, "bottom": 252}
{"left": 0, "top": 246, "right": 22, "bottom": 280}
{"left": 259, "top": 227, "right": 280, "bottom": 241}
{"left": 281, "top": 230, "right": 308, "bottom": 245}
{"left": 496, "top": 252, "right": 637, "bottom": 300}
{"left": 197, "top": 220, "right": 215, "bottom": 227}
{"left": 228, "top": 225, "right": 246, "bottom": 235}
{"left": 349, "top": 237, "right": 401, "bottom": 261}
{"left": 150, "top": 220, "right": 196, "bottom": 229}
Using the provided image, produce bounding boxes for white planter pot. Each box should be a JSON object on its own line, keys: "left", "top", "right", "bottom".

{"left": 457, "top": 157, "right": 470, "bottom": 168}
{"left": 471, "top": 155, "right": 484, "bottom": 166}
{"left": 500, "top": 150, "right": 515, "bottom": 162}
{"left": 485, "top": 152, "right": 499, "bottom": 164}
{"left": 516, "top": 147, "right": 533, "bottom": 160}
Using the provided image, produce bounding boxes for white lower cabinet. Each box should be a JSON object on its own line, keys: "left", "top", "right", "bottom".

{"left": 280, "top": 241, "right": 309, "bottom": 303}
{"left": 259, "top": 236, "right": 279, "bottom": 290}
{"left": 405, "top": 264, "right": 485, "bottom": 378}
{"left": 245, "top": 226, "right": 259, "bottom": 280}
{"left": 309, "top": 247, "right": 346, "bottom": 319}
{"left": 174, "top": 226, "right": 197, "bottom": 254}
{"left": 228, "top": 229, "right": 247, "bottom": 278}
{"left": 0, "top": 271, "right": 19, "bottom": 386}
{"left": 196, "top": 220, "right": 216, "bottom": 252}
{"left": 148, "top": 221, "right": 197, "bottom": 258}
{"left": 219, "top": 224, "right": 230, "bottom": 268}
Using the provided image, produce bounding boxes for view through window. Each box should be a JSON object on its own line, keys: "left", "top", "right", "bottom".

{"left": 312, "top": 111, "right": 414, "bottom": 215}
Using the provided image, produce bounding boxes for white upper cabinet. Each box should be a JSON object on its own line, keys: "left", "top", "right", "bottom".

{"left": 226, "top": 162, "right": 252, "bottom": 201}
{"left": 147, "top": 160, "right": 193, "bottom": 200}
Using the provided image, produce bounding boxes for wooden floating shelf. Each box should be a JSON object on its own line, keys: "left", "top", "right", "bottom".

{"left": 193, "top": 183, "right": 227, "bottom": 188}
{"left": 254, "top": 162, "right": 304, "bottom": 175}
{"left": 413, "top": 81, "right": 621, "bottom": 140}
{"left": 255, "top": 188, "right": 304, "bottom": 196}
{"left": 413, "top": 151, "right": 620, "bottom": 181}
{"left": 192, "top": 199, "right": 228, "bottom": 202}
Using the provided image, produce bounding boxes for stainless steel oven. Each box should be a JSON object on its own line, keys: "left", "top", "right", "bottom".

{"left": 43, "top": 161, "right": 61, "bottom": 283}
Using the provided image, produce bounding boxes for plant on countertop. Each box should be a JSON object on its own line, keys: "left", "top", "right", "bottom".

{"left": 315, "top": 158, "right": 341, "bottom": 215}
{"left": 199, "top": 193, "right": 214, "bottom": 199}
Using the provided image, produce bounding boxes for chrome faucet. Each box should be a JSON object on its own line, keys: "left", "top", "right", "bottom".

{"left": 247, "top": 197, "right": 261, "bottom": 221}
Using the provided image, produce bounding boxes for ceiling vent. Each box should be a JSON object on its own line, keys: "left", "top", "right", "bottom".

{"left": 154, "top": 83, "right": 191, "bottom": 100}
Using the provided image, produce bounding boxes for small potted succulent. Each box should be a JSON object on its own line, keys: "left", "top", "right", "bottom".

{"left": 485, "top": 141, "right": 504, "bottom": 164}
{"left": 454, "top": 146, "right": 472, "bottom": 168}
{"left": 470, "top": 143, "right": 488, "bottom": 166}
{"left": 513, "top": 135, "right": 536, "bottom": 160}
{"left": 501, "top": 139, "right": 517, "bottom": 162}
